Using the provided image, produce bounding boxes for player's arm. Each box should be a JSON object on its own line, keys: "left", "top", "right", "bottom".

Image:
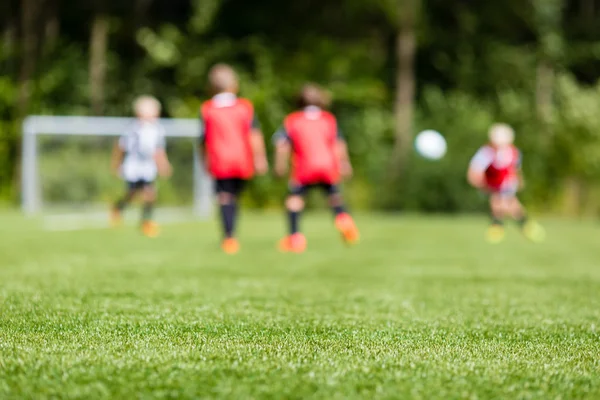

{"left": 273, "top": 127, "right": 291, "bottom": 178}
{"left": 467, "top": 147, "right": 492, "bottom": 189}
{"left": 250, "top": 115, "right": 268, "bottom": 175}
{"left": 110, "top": 139, "right": 124, "bottom": 176}
{"left": 516, "top": 151, "right": 525, "bottom": 189}
{"left": 154, "top": 149, "right": 172, "bottom": 178}
{"left": 335, "top": 128, "right": 352, "bottom": 179}
{"left": 197, "top": 114, "right": 210, "bottom": 171}
{"left": 154, "top": 130, "right": 172, "bottom": 177}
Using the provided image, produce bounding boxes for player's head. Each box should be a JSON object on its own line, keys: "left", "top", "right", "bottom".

{"left": 134, "top": 95, "right": 161, "bottom": 120}
{"left": 208, "top": 64, "right": 239, "bottom": 95}
{"left": 488, "top": 123, "right": 515, "bottom": 148}
{"left": 297, "top": 83, "right": 331, "bottom": 109}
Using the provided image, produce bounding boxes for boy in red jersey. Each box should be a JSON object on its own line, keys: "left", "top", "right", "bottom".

{"left": 468, "top": 123, "right": 544, "bottom": 243}
{"left": 273, "top": 84, "right": 359, "bottom": 253}
{"left": 199, "top": 64, "right": 268, "bottom": 254}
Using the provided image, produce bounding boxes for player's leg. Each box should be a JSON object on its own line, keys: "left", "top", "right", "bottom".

{"left": 140, "top": 182, "right": 160, "bottom": 238}
{"left": 506, "top": 196, "right": 545, "bottom": 242}
{"left": 486, "top": 193, "right": 507, "bottom": 243}
{"left": 229, "top": 178, "right": 246, "bottom": 239}
{"left": 111, "top": 182, "right": 139, "bottom": 226}
{"left": 325, "top": 185, "right": 360, "bottom": 244}
{"left": 279, "top": 184, "right": 308, "bottom": 253}
{"left": 216, "top": 179, "right": 241, "bottom": 254}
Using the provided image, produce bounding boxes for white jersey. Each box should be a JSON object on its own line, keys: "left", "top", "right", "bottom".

{"left": 119, "top": 121, "right": 166, "bottom": 182}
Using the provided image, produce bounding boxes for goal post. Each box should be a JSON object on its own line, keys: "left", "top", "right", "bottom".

{"left": 21, "top": 115, "right": 213, "bottom": 218}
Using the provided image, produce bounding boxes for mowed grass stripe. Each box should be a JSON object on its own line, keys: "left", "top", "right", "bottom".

{"left": 0, "top": 213, "right": 599, "bottom": 398}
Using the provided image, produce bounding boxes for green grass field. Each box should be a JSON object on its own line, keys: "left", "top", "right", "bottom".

{"left": 1, "top": 212, "right": 599, "bottom": 399}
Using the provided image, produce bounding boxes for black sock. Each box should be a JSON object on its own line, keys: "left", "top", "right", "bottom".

{"left": 115, "top": 198, "right": 128, "bottom": 211}
{"left": 491, "top": 216, "right": 504, "bottom": 226}
{"left": 332, "top": 205, "right": 346, "bottom": 216}
{"left": 516, "top": 214, "right": 528, "bottom": 228}
{"left": 220, "top": 203, "right": 235, "bottom": 238}
{"left": 288, "top": 210, "right": 300, "bottom": 235}
{"left": 232, "top": 201, "right": 239, "bottom": 234}
{"left": 142, "top": 202, "right": 154, "bottom": 222}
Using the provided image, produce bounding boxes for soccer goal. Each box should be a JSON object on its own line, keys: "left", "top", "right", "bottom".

{"left": 22, "top": 116, "right": 212, "bottom": 228}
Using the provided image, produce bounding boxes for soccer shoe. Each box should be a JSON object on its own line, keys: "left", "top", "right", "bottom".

{"left": 485, "top": 224, "right": 505, "bottom": 244}
{"left": 522, "top": 221, "right": 546, "bottom": 243}
{"left": 334, "top": 213, "right": 360, "bottom": 245}
{"left": 110, "top": 208, "right": 122, "bottom": 228}
{"left": 141, "top": 221, "right": 160, "bottom": 238}
{"left": 278, "top": 233, "right": 307, "bottom": 253}
{"left": 221, "top": 238, "right": 240, "bottom": 255}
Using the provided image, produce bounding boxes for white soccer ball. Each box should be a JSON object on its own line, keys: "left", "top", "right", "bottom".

{"left": 415, "top": 130, "right": 447, "bottom": 160}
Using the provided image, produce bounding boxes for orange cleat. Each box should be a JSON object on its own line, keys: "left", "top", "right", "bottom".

{"left": 335, "top": 213, "right": 360, "bottom": 245}
{"left": 221, "top": 238, "right": 240, "bottom": 255}
{"left": 110, "top": 208, "right": 122, "bottom": 228}
{"left": 278, "top": 233, "right": 307, "bottom": 253}
{"left": 141, "top": 220, "right": 160, "bottom": 238}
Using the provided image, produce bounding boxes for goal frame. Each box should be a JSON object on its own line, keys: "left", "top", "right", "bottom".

{"left": 21, "top": 115, "right": 212, "bottom": 217}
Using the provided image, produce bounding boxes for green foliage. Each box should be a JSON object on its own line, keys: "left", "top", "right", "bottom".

{"left": 3, "top": 0, "right": 600, "bottom": 214}
{"left": 1, "top": 214, "right": 600, "bottom": 398}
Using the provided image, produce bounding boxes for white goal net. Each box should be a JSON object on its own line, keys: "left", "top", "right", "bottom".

{"left": 22, "top": 116, "right": 213, "bottom": 228}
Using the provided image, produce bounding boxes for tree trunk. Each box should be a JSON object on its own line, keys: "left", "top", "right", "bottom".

{"left": 580, "top": 0, "right": 595, "bottom": 28}
{"left": 44, "top": 0, "right": 60, "bottom": 47}
{"left": 389, "top": 0, "right": 419, "bottom": 180}
{"left": 18, "top": 0, "right": 38, "bottom": 118}
{"left": 89, "top": 13, "right": 109, "bottom": 116}
{"left": 535, "top": 60, "right": 554, "bottom": 127}
{"left": 134, "top": 0, "right": 153, "bottom": 29}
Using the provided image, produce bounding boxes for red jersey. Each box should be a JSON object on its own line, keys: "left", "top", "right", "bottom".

{"left": 470, "top": 144, "right": 521, "bottom": 192}
{"left": 282, "top": 109, "right": 341, "bottom": 185}
{"left": 201, "top": 95, "right": 256, "bottom": 179}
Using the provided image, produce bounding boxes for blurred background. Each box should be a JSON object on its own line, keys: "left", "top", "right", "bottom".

{"left": 2, "top": 0, "right": 600, "bottom": 215}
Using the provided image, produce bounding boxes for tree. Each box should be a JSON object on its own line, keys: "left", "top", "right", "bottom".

{"left": 89, "top": 1, "right": 110, "bottom": 116}
{"left": 532, "top": 0, "right": 565, "bottom": 128}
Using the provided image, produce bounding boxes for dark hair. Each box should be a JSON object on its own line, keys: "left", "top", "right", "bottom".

{"left": 297, "top": 83, "right": 331, "bottom": 109}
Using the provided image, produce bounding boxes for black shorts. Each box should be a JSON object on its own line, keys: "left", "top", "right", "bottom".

{"left": 127, "top": 180, "right": 154, "bottom": 191}
{"left": 215, "top": 178, "right": 247, "bottom": 196}
{"left": 289, "top": 182, "right": 339, "bottom": 196}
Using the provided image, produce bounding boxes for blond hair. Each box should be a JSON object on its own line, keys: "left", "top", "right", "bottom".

{"left": 488, "top": 123, "right": 515, "bottom": 146}
{"left": 208, "top": 64, "right": 239, "bottom": 94}
{"left": 133, "top": 95, "right": 161, "bottom": 119}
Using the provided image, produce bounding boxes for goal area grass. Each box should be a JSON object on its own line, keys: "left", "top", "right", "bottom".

{"left": 1, "top": 212, "right": 599, "bottom": 399}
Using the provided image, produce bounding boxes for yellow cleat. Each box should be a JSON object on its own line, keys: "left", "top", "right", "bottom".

{"left": 221, "top": 238, "right": 240, "bottom": 255}
{"left": 522, "top": 221, "right": 546, "bottom": 243}
{"left": 141, "top": 221, "right": 160, "bottom": 238}
{"left": 486, "top": 224, "right": 505, "bottom": 244}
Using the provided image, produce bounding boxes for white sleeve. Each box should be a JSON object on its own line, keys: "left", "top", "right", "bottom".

{"left": 469, "top": 147, "right": 494, "bottom": 172}
{"left": 119, "top": 122, "right": 137, "bottom": 150}
{"left": 118, "top": 132, "right": 129, "bottom": 151}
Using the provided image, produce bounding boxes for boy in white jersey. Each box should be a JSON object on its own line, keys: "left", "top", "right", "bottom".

{"left": 110, "top": 95, "right": 172, "bottom": 237}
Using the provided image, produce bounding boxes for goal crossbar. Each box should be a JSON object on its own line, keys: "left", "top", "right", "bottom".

{"left": 21, "top": 115, "right": 212, "bottom": 217}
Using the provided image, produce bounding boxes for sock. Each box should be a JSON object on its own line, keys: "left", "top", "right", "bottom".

{"left": 232, "top": 201, "right": 239, "bottom": 234}
{"left": 115, "top": 198, "right": 128, "bottom": 211}
{"left": 288, "top": 210, "right": 300, "bottom": 235}
{"left": 142, "top": 202, "right": 154, "bottom": 222}
{"left": 220, "top": 203, "right": 235, "bottom": 238}
{"left": 332, "top": 205, "right": 346, "bottom": 216}
{"left": 516, "top": 214, "right": 528, "bottom": 228}
{"left": 491, "top": 216, "right": 504, "bottom": 226}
